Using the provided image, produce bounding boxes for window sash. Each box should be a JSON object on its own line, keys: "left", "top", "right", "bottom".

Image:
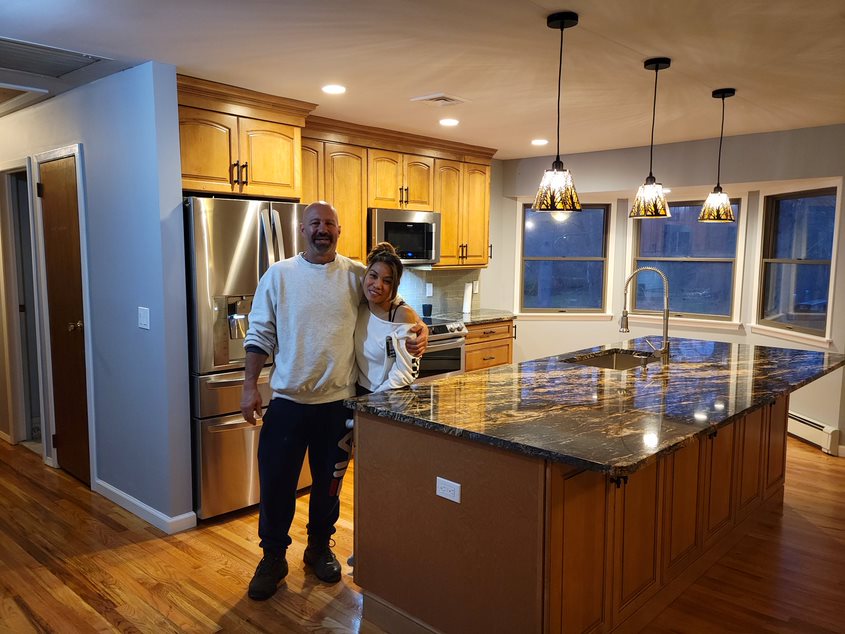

{"left": 520, "top": 204, "right": 609, "bottom": 312}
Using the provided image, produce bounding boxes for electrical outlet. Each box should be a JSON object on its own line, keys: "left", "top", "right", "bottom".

{"left": 425, "top": 282, "right": 433, "bottom": 297}
{"left": 472, "top": 280, "right": 479, "bottom": 294}
{"left": 137, "top": 306, "right": 150, "bottom": 330}
{"left": 436, "top": 476, "right": 461, "bottom": 503}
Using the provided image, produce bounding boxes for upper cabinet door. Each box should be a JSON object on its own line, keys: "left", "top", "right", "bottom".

{"left": 239, "top": 118, "right": 301, "bottom": 199}
{"left": 433, "top": 159, "right": 463, "bottom": 267}
{"left": 300, "top": 138, "right": 325, "bottom": 205}
{"left": 368, "top": 149, "right": 402, "bottom": 208}
{"left": 326, "top": 143, "right": 367, "bottom": 262}
{"left": 178, "top": 106, "right": 238, "bottom": 193}
{"left": 462, "top": 163, "right": 490, "bottom": 266}
{"left": 403, "top": 154, "right": 434, "bottom": 210}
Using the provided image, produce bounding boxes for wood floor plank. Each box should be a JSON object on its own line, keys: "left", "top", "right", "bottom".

{"left": 1, "top": 437, "right": 841, "bottom": 633}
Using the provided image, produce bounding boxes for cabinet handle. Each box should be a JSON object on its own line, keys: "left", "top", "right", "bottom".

{"left": 482, "top": 356, "right": 495, "bottom": 361}
{"left": 489, "top": 243, "right": 493, "bottom": 259}
{"left": 232, "top": 161, "right": 240, "bottom": 184}
{"left": 513, "top": 323, "right": 517, "bottom": 340}
{"left": 398, "top": 186, "right": 404, "bottom": 206}
{"left": 482, "top": 329, "right": 496, "bottom": 335}
{"left": 404, "top": 186, "right": 409, "bottom": 205}
{"left": 241, "top": 162, "right": 249, "bottom": 185}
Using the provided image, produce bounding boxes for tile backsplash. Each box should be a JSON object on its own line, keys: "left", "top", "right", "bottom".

{"left": 398, "top": 268, "right": 481, "bottom": 315}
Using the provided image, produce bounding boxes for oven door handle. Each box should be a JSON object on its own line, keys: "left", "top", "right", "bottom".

{"left": 424, "top": 337, "right": 466, "bottom": 352}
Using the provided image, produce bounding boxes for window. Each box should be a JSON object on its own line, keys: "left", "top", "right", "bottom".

{"left": 759, "top": 188, "right": 836, "bottom": 336}
{"left": 632, "top": 200, "right": 740, "bottom": 318}
{"left": 521, "top": 204, "right": 609, "bottom": 312}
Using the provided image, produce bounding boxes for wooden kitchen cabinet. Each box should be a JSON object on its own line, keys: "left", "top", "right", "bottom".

{"left": 434, "top": 159, "right": 490, "bottom": 267}
{"left": 701, "top": 422, "right": 736, "bottom": 550}
{"left": 300, "top": 139, "right": 367, "bottom": 261}
{"left": 464, "top": 321, "right": 513, "bottom": 371}
{"left": 367, "top": 149, "right": 434, "bottom": 210}
{"left": 179, "top": 105, "right": 301, "bottom": 198}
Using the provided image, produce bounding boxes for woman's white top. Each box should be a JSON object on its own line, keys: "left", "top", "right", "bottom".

{"left": 354, "top": 305, "right": 420, "bottom": 392}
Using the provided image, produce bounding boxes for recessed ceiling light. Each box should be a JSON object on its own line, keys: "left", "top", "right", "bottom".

{"left": 322, "top": 84, "right": 346, "bottom": 95}
{"left": 439, "top": 118, "right": 459, "bottom": 127}
{"left": 531, "top": 139, "right": 549, "bottom": 146}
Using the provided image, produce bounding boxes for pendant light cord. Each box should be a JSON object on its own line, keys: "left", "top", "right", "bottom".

{"left": 556, "top": 25, "right": 564, "bottom": 163}
{"left": 648, "top": 67, "right": 659, "bottom": 178}
{"left": 716, "top": 96, "right": 725, "bottom": 188}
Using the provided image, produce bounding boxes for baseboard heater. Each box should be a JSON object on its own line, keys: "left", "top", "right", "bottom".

{"left": 788, "top": 412, "right": 840, "bottom": 456}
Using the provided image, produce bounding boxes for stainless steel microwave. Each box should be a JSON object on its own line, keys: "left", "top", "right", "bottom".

{"left": 368, "top": 208, "right": 441, "bottom": 265}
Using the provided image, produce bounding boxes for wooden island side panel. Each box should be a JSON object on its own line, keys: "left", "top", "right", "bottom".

{"left": 355, "top": 413, "right": 546, "bottom": 634}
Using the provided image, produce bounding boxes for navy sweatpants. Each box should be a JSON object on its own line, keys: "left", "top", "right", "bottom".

{"left": 257, "top": 397, "right": 352, "bottom": 554}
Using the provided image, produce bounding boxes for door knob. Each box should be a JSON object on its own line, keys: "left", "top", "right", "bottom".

{"left": 67, "top": 322, "right": 76, "bottom": 332}
{"left": 76, "top": 320, "right": 84, "bottom": 330}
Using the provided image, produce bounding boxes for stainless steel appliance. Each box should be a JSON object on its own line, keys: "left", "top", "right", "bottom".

{"left": 184, "top": 196, "right": 311, "bottom": 519}
{"left": 417, "top": 318, "right": 467, "bottom": 379}
{"left": 368, "top": 208, "right": 441, "bottom": 265}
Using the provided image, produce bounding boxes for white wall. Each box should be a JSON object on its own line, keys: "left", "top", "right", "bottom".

{"left": 0, "top": 62, "right": 193, "bottom": 527}
{"left": 481, "top": 125, "right": 845, "bottom": 435}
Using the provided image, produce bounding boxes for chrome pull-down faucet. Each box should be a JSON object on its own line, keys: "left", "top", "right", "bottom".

{"left": 620, "top": 266, "right": 670, "bottom": 360}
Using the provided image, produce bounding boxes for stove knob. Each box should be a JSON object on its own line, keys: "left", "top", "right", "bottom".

{"left": 448, "top": 325, "right": 455, "bottom": 332}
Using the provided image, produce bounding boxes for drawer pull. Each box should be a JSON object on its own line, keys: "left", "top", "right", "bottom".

{"left": 482, "top": 355, "right": 496, "bottom": 361}
{"left": 482, "top": 329, "right": 497, "bottom": 335}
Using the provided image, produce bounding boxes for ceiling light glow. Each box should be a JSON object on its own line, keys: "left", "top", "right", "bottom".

{"left": 439, "top": 118, "right": 459, "bottom": 127}
{"left": 322, "top": 84, "right": 346, "bottom": 95}
{"left": 532, "top": 139, "right": 549, "bottom": 146}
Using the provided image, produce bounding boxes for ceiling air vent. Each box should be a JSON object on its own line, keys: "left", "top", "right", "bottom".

{"left": 410, "top": 92, "right": 468, "bottom": 107}
{"left": 0, "top": 37, "right": 104, "bottom": 78}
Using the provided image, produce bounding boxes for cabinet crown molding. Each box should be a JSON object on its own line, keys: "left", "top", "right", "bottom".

{"left": 304, "top": 115, "right": 497, "bottom": 164}
{"left": 177, "top": 75, "right": 317, "bottom": 127}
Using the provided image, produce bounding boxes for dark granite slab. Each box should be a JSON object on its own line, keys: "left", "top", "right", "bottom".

{"left": 346, "top": 337, "right": 845, "bottom": 477}
{"left": 433, "top": 308, "right": 515, "bottom": 326}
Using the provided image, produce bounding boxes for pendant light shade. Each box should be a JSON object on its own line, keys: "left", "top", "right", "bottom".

{"left": 630, "top": 57, "right": 671, "bottom": 219}
{"left": 698, "top": 88, "right": 737, "bottom": 222}
{"left": 533, "top": 11, "right": 581, "bottom": 212}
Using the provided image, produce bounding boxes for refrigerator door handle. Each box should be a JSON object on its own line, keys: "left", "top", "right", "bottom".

{"left": 260, "top": 207, "right": 277, "bottom": 264}
{"left": 206, "top": 374, "right": 270, "bottom": 389}
{"left": 271, "top": 206, "right": 286, "bottom": 260}
{"left": 207, "top": 419, "right": 263, "bottom": 432}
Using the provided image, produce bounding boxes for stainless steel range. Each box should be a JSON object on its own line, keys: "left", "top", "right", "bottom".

{"left": 417, "top": 318, "right": 467, "bottom": 379}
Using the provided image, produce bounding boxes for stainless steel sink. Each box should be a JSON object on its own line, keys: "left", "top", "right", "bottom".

{"left": 561, "top": 348, "right": 657, "bottom": 370}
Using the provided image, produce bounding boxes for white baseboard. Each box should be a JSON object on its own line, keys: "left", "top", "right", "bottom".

{"left": 93, "top": 478, "right": 197, "bottom": 534}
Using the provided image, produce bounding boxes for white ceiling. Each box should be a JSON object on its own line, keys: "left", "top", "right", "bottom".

{"left": 2, "top": 0, "right": 844, "bottom": 159}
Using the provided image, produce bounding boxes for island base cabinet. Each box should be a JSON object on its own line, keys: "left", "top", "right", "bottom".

{"left": 764, "top": 396, "right": 789, "bottom": 498}
{"left": 355, "top": 413, "right": 545, "bottom": 634}
{"left": 661, "top": 437, "right": 704, "bottom": 584}
{"left": 547, "top": 466, "right": 611, "bottom": 634}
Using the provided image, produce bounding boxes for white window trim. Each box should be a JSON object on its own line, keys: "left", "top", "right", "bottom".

{"left": 628, "top": 313, "right": 744, "bottom": 332}
{"left": 516, "top": 312, "right": 614, "bottom": 322}
{"left": 750, "top": 177, "right": 842, "bottom": 342}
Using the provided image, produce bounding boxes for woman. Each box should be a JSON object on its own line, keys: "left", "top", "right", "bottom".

{"left": 354, "top": 242, "right": 420, "bottom": 393}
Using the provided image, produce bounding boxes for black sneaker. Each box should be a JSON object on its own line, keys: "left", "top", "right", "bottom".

{"left": 303, "top": 539, "right": 342, "bottom": 583}
{"left": 248, "top": 552, "right": 288, "bottom": 600}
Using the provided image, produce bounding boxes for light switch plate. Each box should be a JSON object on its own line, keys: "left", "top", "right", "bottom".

{"left": 472, "top": 280, "right": 479, "bottom": 294}
{"left": 138, "top": 306, "right": 150, "bottom": 330}
{"left": 425, "top": 282, "right": 433, "bottom": 297}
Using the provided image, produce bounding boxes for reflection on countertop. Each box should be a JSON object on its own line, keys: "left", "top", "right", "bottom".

{"left": 346, "top": 336, "right": 845, "bottom": 477}
{"left": 433, "top": 308, "right": 515, "bottom": 325}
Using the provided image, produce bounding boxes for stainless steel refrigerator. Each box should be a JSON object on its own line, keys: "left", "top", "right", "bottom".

{"left": 185, "top": 196, "right": 311, "bottom": 519}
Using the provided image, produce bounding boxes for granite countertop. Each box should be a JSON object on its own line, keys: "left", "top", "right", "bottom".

{"left": 346, "top": 336, "right": 845, "bottom": 477}
{"left": 433, "top": 308, "right": 515, "bottom": 326}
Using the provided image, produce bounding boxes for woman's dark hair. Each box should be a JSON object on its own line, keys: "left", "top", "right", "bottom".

{"left": 366, "top": 242, "right": 404, "bottom": 302}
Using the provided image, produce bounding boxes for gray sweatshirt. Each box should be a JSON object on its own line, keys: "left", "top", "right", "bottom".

{"left": 244, "top": 253, "right": 365, "bottom": 404}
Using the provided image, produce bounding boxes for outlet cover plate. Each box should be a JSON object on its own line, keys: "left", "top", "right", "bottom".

{"left": 436, "top": 476, "right": 461, "bottom": 503}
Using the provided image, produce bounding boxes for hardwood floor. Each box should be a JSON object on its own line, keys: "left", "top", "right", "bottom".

{"left": 0, "top": 437, "right": 842, "bottom": 633}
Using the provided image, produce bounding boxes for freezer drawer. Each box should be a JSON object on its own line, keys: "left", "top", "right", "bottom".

{"left": 194, "top": 414, "right": 311, "bottom": 519}
{"left": 192, "top": 367, "right": 273, "bottom": 419}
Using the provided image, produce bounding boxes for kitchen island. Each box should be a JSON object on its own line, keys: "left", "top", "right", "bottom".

{"left": 345, "top": 337, "right": 845, "bottom": 634}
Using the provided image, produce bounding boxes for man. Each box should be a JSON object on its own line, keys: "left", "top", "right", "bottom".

{"left": 241, "top": 201, "right": 427, "bottom": 600}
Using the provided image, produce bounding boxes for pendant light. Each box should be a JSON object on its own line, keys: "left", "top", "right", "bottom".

{"left": 532, "top": 11, "right": 581, "bottom": 212}
{"left": 698, "top": 88, "right": 737, "bottom": 222}
{"left": 630, "top": 57, "right": 671, "bottom": 219}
